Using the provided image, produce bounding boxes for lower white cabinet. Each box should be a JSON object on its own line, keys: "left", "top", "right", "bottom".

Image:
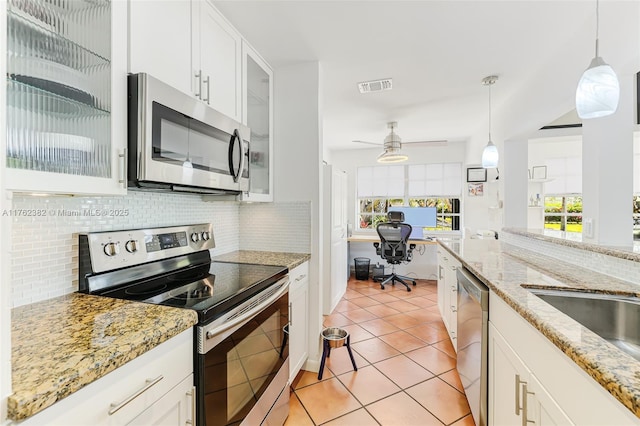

{"left": 289, "top": 261, "right": 309, "bottom": 382}
{"left": 127, "top": 375, "right": 194, "bottom": 426}
{"left": 489, "top": 292, "right": 640, "bottom": 425}
{"left": 17, "top": 329, "right": 194, "bottom": 426}
{"left": 489, "top": 322, "right": 571, "bottom": 426}
{"left": 437, "top": 247, "right": 460, "bottom": 351}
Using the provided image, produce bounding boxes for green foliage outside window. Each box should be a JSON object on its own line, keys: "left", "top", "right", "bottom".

{"left": 544, "top": 196, "right": 582, "bottom": 232}
{"left": 358, "top": 197, "right": 459, "bottom": 231}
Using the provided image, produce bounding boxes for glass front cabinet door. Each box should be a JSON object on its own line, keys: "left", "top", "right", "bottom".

{"left": 239, "top": 41, "right": 273, "bottom": 202}
{"left": 4, "top": 0, "right": 127, "bottom": 195}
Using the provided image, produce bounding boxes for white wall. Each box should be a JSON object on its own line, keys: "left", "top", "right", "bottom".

{"left": 273, "top": 61, "right": 324, "bottom": 370}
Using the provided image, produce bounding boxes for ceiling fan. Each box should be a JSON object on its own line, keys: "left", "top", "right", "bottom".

{"left": 353, "top": 122, "right": 447, "bottom": 163}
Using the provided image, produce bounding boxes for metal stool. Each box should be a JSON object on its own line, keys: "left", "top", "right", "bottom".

{"left": 318, "top": 327, "right": 358, "bottom": 380}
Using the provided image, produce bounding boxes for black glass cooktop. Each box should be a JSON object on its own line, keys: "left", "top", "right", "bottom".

{"left": 99, "top": 261, "right": 288, "bottom": 324}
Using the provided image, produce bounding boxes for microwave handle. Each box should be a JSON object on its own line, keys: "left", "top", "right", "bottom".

{"left": 228, "top": 129, "right": 247, "bottom": 183}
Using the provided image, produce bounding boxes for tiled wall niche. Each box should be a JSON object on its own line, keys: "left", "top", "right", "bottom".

{"left": 9, "top": 191, "right": 311, "bottom": 307}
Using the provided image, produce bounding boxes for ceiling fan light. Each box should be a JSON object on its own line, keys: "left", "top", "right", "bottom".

{"left": 377, "top": 149, "right": 408, "bottom": 163}
{"left": 575, "top": 57, "right": 620, "bottom": 119}
{"left": 482, "top": 141, "right": 499, "bottom": 168}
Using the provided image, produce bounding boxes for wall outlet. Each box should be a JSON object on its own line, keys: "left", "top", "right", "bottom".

{"left": 583, "top": 218, "right": 594, "bottom": 238}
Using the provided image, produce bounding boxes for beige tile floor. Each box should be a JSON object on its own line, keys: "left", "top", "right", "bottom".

{"left": 286, "top": 276, "right": 474, "bottom": 426}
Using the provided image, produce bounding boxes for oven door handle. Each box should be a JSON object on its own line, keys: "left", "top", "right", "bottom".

{"left": 205, "top": 278, "right": 289, "bottom": 341}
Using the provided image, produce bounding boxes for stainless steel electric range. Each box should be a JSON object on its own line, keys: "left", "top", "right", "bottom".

{"left": 79, "top": 224, "right": 291, "bottom": 426}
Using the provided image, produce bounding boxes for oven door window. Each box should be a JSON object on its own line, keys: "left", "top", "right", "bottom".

{"left": 151, "top": 102, "right": 234, "bottom": 176}
{"left": 200, "top": 292, "right": 288, "bottom": 426}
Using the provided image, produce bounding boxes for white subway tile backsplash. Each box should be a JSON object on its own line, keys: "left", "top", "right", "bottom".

{"left": 9, "top": 191, "right": 241, "bottom": 307}
{"left": 239, "top": 201, "right": 311, "bottom": 253}
{"left": 9, "top": 192, "right": 312, "bottom": 307}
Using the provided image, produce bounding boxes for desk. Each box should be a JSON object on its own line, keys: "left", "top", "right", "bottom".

{"left": 347, "top": 234, "right": 438, "bottom": 280}
{"left": 347, "top": 235, "right": 437, "bottom": 245}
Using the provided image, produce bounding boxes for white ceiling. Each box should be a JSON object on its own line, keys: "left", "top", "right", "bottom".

{"left": 214, "top": 1, "right": 639, "bottom": 153}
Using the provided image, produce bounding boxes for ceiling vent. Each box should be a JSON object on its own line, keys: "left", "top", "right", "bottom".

{"left": 358, "top": 78, "right": 393, "bottom": 94}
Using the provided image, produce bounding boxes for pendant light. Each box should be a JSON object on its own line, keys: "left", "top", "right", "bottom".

{"left": 575, "top": 0, "right": 619, "bottom": 119}
{"left": 481, "top": 75, "right": 499, "bottom": 169}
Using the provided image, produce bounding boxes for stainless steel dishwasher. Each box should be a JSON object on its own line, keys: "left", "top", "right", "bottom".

{"left": 456, "top": 267, "right": 489, "bottom": 426}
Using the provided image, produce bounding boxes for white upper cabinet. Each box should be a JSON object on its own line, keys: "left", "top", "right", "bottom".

{"left": 128, "top": 0, "right": 192, "bottom": 96}
{"left": 192, "top": 0, "right": 242, "bottom": 122}
{"left": 238, "top": 41, "right": 274, "bottom": 202}
{"left": 5, "top": 0, "right": 127, "bottom": 195}
{"left": 129, "top": 0, "right": 243, "bottom": 122}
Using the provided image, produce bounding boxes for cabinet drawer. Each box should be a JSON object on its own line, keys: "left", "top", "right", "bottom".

{"left": 289, "top": 262, "right": 309, "bottom": 291}
{"left": 19, "top": 329, "right": 193, "bottom": 426}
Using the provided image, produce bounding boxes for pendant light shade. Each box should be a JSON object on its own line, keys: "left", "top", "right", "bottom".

{"left": 481, "top": 75, "right": 499, "bottom": 169}
{"left": 575, "top": 0, "right": 619, "bottom": 119}
{"left": 482, "top": 140, "right": 499, "bottom": 168}
{"left": 576, "top": 56, "right": 620, "bottom": 119}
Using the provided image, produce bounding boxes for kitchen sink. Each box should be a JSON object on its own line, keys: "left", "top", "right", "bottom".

{"left": 528, "top": 288, "right": 640, "bottom": 361}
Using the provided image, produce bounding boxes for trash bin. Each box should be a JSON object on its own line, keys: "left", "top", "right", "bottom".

{"left": 372, "top": 263, "right": 385, "bottom": 280}
{"left": 354, "top": 257, "right": 370, "bottom": 280}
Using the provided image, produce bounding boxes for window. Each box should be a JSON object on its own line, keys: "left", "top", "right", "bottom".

{"left": 544, "top": 196, "right": 582, "bottom": 233}
{"left": 357, "top": 163, "right": 462, "bottom": 231}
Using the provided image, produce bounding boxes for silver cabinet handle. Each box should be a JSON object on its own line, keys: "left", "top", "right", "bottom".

{"left": 522, "top": 381, "right": 535, "bottom": 426}
{"left": 451, "top": 285, "right": 457, "bottom": 292}
{"left": 438, "top": 265, "right": 443, "bottom": 280}
{"left": 515, "top": 374, "right": 534, "bottom": 423}
{"left": 186, "top": 386, "right": 196, "bottom": 425}
{"left": 194, "top": 70, "right": 202, "bottom": 99}
{"left": 202, "top": 75, "right": 210, "bottom": 104}
{"left": 450, "top": 331, "right": 456, "bottom": 339}
{"left": 450, "top": 305, "right": 457, "bottom": 312}
{"left": 295, "top": 274, "right": 307, "bottom": 282}
{"left": 288, "top": 302, "right": 293, "bottom": 327}
{"left": 450, "top": 265, "right": 456, "bottom": 271}
{"left": 515, "top": 374, "right": 524, "bottom": 415}
{"left": 118, "top": 148, "right": 127, "bottom": 187}
{"left": 108, "top": 375, "right": 164, "bottom": 415}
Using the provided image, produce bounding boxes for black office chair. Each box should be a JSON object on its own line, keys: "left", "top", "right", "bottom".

{"left": 373, "top": 212, "right": 417, "bottom": 291}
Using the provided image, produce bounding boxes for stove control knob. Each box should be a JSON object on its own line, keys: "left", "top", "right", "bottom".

{"left": 201, "top": 231, "right": 210, "bottom": 241}
{"left": 103, "top": 242, "right": 120, "bottom": 257}
{"left": 125, "top": 240, "right": 138, "bottom": 253}
{"left": 191, "top": 232, "right": 201, "bottom": 242}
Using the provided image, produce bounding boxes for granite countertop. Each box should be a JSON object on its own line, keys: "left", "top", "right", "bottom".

{"left": 9, "top": 293, "right": 198, "bottom": 421}
{"left": 504, "top": 227, "right": 640, "bottom": 258}
{"left": 212, "top": 250, "right": 311, "bottom": 270}
{"left": 437, "top": 238, "right": 640, "bottom": 419}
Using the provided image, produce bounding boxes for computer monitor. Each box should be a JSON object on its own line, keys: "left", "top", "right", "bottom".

{"left": 388, "top": 207, "right": 437, "bottom": 239}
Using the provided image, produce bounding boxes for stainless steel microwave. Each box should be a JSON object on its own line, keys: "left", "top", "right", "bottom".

{"left": 127, "top": 73, "right": 249, "bottom": 194}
